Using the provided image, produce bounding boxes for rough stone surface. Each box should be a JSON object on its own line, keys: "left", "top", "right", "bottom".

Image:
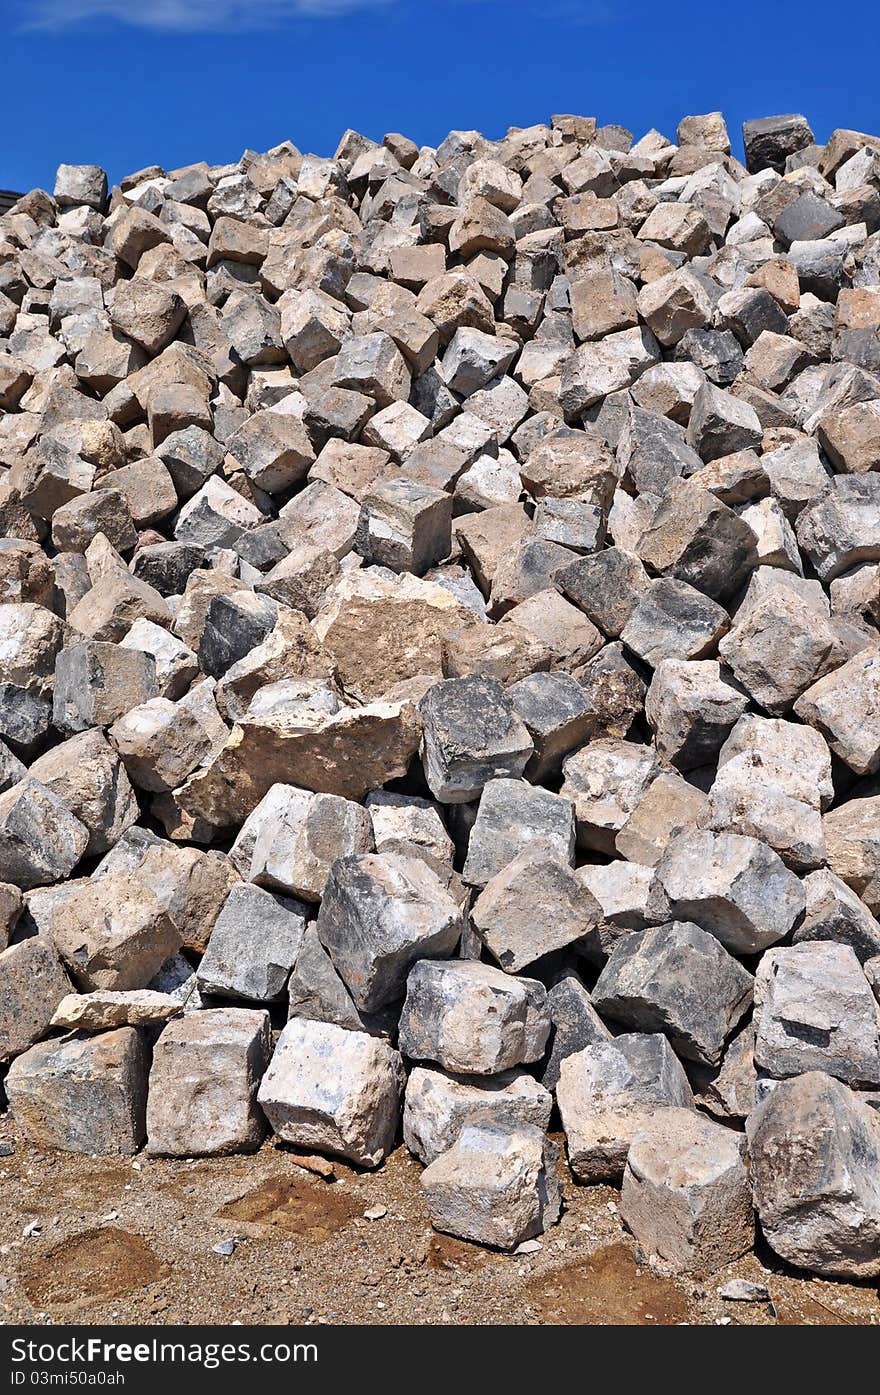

{"left": 753, "top": 942, "right": 880, "bottom": 1086}
{"left": 316, "top": 851, "right": 462, "bottom": 1011}
{"left": 398, "top": 959, "right": 550, "bottom": 1075}
{"left": 196, "top": 883, "right": 308, "bottom": 1003}
{"left": 747, "top": 1071, "right": 880, "bottom": 1278}
{"left": 146, "top": 1008, "right": 271, "bottom": 1156}
{"left": 648, "top": 828, "right": 806, "bottom": 954}
{"left": 6, "top": 1027, "right": 148, "bottom": 1155}
{"left": 404, "top": 1066, "right": 552, "bottom": 1165}
{"left": 420, "top": 1123, "right": 560, "bottom": 1250}
{"left": 591, "top": 921, "right": 753, "bottom": 1066}
{"left": 1, "top": 106, "right": 880, "bottom": 1276}
{"left": 258, "top": 1016, "right": 405, "bottom": 1167}
{"left": 621, "top": 1108, "right": 754, "bottom": 1275}
{"left": 557, "top": 1033, "right": 694, "bottom": 1182}
{"left": 471, "top": 847, "right": 601, "bottom": 972}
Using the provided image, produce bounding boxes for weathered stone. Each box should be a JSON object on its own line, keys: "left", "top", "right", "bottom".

{"left": 797, "top": 475, "right": 880, "bottom": 583}
{"left": 55, "top": 162, "right": 108, "bottom": 210}
{"left": 703, "top": 739, "right": 828, "bottom": 873}
{"left": 638, "top": 268, "right": 713, "bottom": 347}
{"left": 111, "top": 278, "right": 186, "bottom": 356}
{"left": 825, "top": 794, "right": 880, "bottom": 917}
{"left": 93, "top": 831, "right": 237, "bottom": 954}
{"left": 541, "top": 970, "right": 612, "bottom": 1089}
{"left": 621, "top": 1108, "right": 754, "bottom": 1275}
{"left": 366, "top": 790, "right": 453, "bottom": 868}
{"left": 287, "top": 920, "right": 392, "bottom": 1037}
{"left": 571, "top": 267, "right": 638, "bottom": 342}
{"left": 754, "top": 942, "right": 880, "bottom": 1086}
{"left": 231, "top": 783, "right": 373, "bottom": 902}
{"left": 146, "top": 1008, "right": 271, "bottom": 1156}
{"left": 50, "top": 870, "right": 181, "bottom": 990}
{"left": 637, "top": 479, "right": 758, "bottom": 602}
{"left": 333, "top": 331, "right": 410, "bottom": 407}
{"left": 258, "top": 1016, "right": 405, "bottom": 1167}
{"left": 108, "top": 696, "right": 215, "bottom": 794}
{"left": 404, "top": 1065, "right": 552, "bottom": 1165}
{"left": 419, "top": 676, "right": 533, "bottom": 803}
{"left": 28, "top": 730, "right": 138, "bottom": 857}
{"left": 795, "top": 868, "right": 880, "bottom": 964}
{"left": 507, "top": 671, "right": 593, "bottom": 781}
{"left": 7, "top": 1027, "right": 147, "bottom": 1155}
{"left": 420, "top": 1123, "right": 560, "bottom": 1250}
{"left": 316, "top": 851, "right": 461, "bottom": 1012}
{"left": 746, "top": 1071, "right": 880, "bottom": 1278}
{"left": 616, "top": 771, "right": 708, "bottom": 867}
{"left": 577, "top": 859, "right": 655, "bottom": 958}
{"left": 621, "top": 578, "right": 729, "bottom": 668}
{"left": 592, "top": 921, "right": 753, "bottom": 1066}
{"left": 556, "top": 548, "right": 649, "bottom": 638}
{"left": 471, "top": 846, "right": 600, "bottom": 972}
{"left": 646, "top": 659, "right": 748, "bottom": 770}
{"left": 557, "top": 1032, "right": 694, "bottom": 1182}
{"left": 357, "top": 478, "right": 452, "bottom": 575}
{"left": 399, "top": 954, "right": 549, "bottom": 1072}
{"left": 227, "top": 411, "right": 315, "bottom": 494}
{"left": 196, "top": 883, "right": 307, "bottom": 1003}
{"left": 649, "top": 827, "right": 805, "bottom": 954}
{"left": 691, "top": 1024, "right": 757, "bottom": 1123}
{"left": 742, "top": 114, "right": 815, "bottom": 173}
{"left": 560, "top": 326, "right": 659, "bottom": 414}
{"left": 178, "top": 696, "right": 422, "bottom": 823}
{"left": 794, "top": 647, "right": 880, "bottom": 776}
{"left": 686, "top": 382, "right": 763, "bottom": 461}
{"left": 718, "top": 569, "right": 846, "bottom": 714}
{"left": 54, "top": 641, "right": 158, "bottom": 732}
{"left": 462, "top": 778, "right": 574, "bottom": 886}
{"left": 0, "top": 934, "right": 72, "bottom": 1064}
{"left": 561, "top": 738, "right": 658, "bottom": 854}
{"left": 0, "top": 779, "right": 89, "bottom": 889}
{"left": 40, "top": 957, "right": 172, "bottom": 1022}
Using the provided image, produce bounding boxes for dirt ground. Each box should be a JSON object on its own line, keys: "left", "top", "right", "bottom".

{"left": 2, "top": 1115, "right": 878, "bottom": 1327}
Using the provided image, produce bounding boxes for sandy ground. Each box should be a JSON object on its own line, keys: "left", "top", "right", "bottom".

{"left": 2, "top": 1115, "right": 879, "bottom": 1328}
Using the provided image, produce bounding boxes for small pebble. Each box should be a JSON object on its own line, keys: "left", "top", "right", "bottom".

{"left": 719, "top": 1279, "right": 771, "bottom": 1303}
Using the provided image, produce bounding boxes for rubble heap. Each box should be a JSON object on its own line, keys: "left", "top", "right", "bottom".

{"left": 2, "top": 109, "right": 880, "bottom": 1278}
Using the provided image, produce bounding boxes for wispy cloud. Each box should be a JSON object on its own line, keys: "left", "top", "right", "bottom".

{"left": 20, "top": 0, "right": 615, "bottom": 32}
{"left": 20, "top": 0, "right": 395, "bottom": 32}
{"left": 449, "top": 0, "right": 617, "bottom": 20}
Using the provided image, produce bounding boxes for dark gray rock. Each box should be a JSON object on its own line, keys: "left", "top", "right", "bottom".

{"left": 196, "top": 883, "right": 308, "bottom": 1002}
{"left": 462, "top": 777, "right": 575, "bottom": 886}
{"left": 420, "top": 676, "right": 533, "bottom": 803}
{"left": 591, "top": 920, "right": 754, "bottom": 1066}
{"left": 316, "top": 850, "right": 462, "bottom": 1012}
{"left": 541, "top": 969, "right": 613, "bottom": 1090}
{"left": 742, "top": 114, "right": 815, "bottom": 173}
{"left": 508, "top": 671, "right": 593, "bottom": 780}
{"left": 746, "top": 1071, "right": 880, "bottom": 1277}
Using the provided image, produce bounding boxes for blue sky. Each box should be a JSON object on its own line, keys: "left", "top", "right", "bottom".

{"left": 1, "top": 0, "right": 879, "bottom": 194}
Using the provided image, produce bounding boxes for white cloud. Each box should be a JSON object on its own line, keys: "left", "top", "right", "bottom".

{"left": 21, "top": 0, "right": 395, "bottom": 32}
